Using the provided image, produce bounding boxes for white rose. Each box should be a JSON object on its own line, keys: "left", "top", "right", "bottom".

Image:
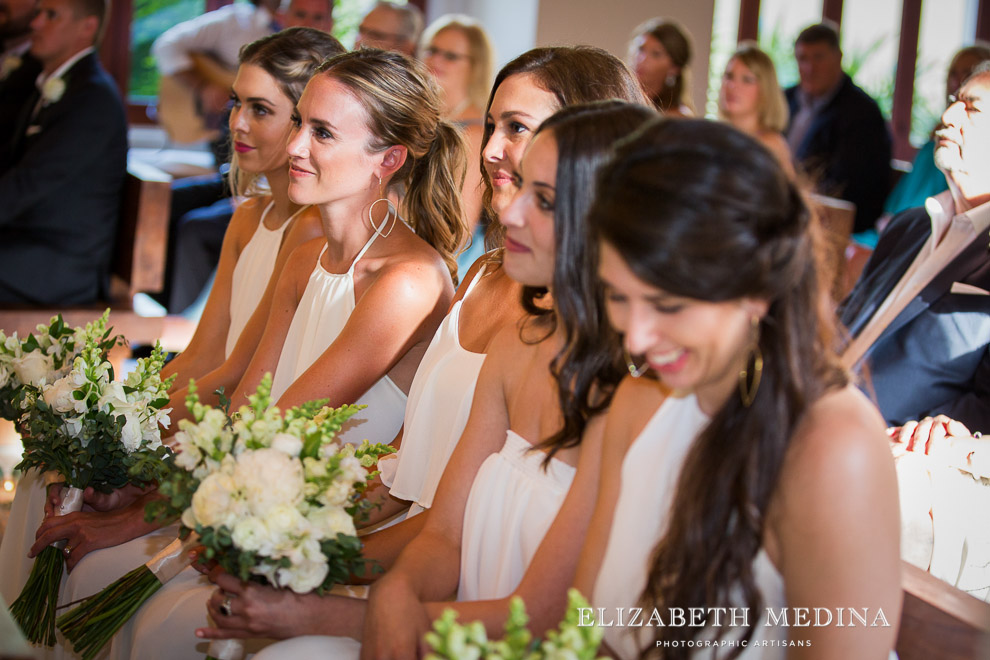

{"left": 271, "top": 432, "right": 303, "bottom": 457}
{"left": 319, "top": 480, "right": 353, "bottom": 508}
{"left": 308, "top": 505, "right": 356, "bottom": 538}
{"left": 12, "top": 351, "right": 53, "bottom": 387}
{"left": 119, "top": 412, "right": 143, "bottom": 452}
{"left": 42, "top": 376, "right": 77, "bottom": 413}
{"left": 231, "top": 516, "right": 271, "bottom": 554}
{"left": 191, "top": 472, "right": 240, "bottom": 529}
{"left": 263, "top": 502, "right": 306, "bottom": 538}
{"left": 181, "top": 506, "right": 198, "bottom": 530}
{"left": 279, "top": 558, "right": 328, "bottom": 594}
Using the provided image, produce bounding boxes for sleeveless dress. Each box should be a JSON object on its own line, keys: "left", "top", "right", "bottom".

{"left": 251, "top": 430, "right": 576, "bottom": 660}
{"left": 379, "top": 264, "right": 488, "bottom": 514}
{"left": 269, "top": 233, "right": 406, "bottom": 445}
{"left": 224, "top": 201, "right": 307, "bottom": 357}
{"left": 592, "top": 393, "right": 787, "bottom": 659}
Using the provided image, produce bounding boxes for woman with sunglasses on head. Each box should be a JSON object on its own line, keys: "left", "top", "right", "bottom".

{"left": 195, "top": 99, "right": 655, "bottom": 660}
{"left": 574, "top": 118, "right": 901, "bottom": 658}
{"left": 419, "top": 14, "right": 494, "bottom": 271}
{"left": 18, "top": 26, "right": 346, "bottom": 613}
{"left": 366, "top": 46, "right": 646, "bottom": 528}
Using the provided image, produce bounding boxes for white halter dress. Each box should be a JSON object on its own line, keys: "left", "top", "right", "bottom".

{"left": 379, "top": 264, "right": 488, "bottom": 514}
{"left": 251, "top": 430, "right": 577, "bottom": 660}
{"left": 225, "top": 201, "right": 307, "bottom": 356}
{"left": 269, "top": 233, "right": 406, "bottom": 445}
{"left": 592, "top": 393, "right": 787, "bottom": 659}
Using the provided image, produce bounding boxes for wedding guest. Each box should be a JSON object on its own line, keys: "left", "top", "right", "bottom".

{"left": 419, "top": 13, "right": 494, "bottom": 275}
{"left": 366, "top": 46, "right": 647, "bottom": 525}
{"left": 576, "top": 117, "right": 901, "bottom": 657}
{"left": 627, "top": 16, "right": 692, "bottom": 116}
{"left": 192, "top": 100, "right": 655, "bottom": 659}
{"left": 718, "top": 41, "right": 794, "bottom": 176}
{"left": 0, "top": 0, "right": 39, "bottom": 163}
{"left": 839, "top": 64, "right": 990, "bottom": 431}
{"left": 0, "top": 0, "right": 126, "bottom": 305}
{"left": 161, "top": 28, "right": 342, "bottom": 393}
{"left": 354, "top": 0, "right": 421, "bottom": 56}
{"left": 786, "top": 22, "right": 891, "bottom": 234}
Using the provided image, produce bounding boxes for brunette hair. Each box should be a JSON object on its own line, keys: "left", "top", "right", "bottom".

{"left": 719, "top": 41, "right": 789, "bottom": 133}
{"left": 419, "top": 14, "right": 495, "bottom": 112}
{"left": 229, "top": 28, "right": 346, "bottom": 197}
{"left": 588, "top": 118, "right": 847, "bottom": 657}
{"left": 524, "top": 101, "right": 656, "bottom": 463}
{"left": 480, "top": 46, "right": 648, "bottom": 253}
{"left": 317, "top": 49, "right": 468, "bottom": 283}
{"left": 69, "top": 0, "right": 109, "bottom": 45}
{"left": 795, "top": 22, "right": 841, "bottom": 51}
{"left": 628, "top": 17, "right": 692, "bottom": 114}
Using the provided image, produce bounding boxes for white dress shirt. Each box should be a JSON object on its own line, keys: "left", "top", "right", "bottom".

{"left": 151, "top": 4, "right": 276, "bottom": 76}
{"left": 843, "top": 191, "right": 990, "bottom": 369}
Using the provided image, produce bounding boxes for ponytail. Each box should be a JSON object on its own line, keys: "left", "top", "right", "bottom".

{"left": 403, "top": 120, "right": 468, "bottom": 285}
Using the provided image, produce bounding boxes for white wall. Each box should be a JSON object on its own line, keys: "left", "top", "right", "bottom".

{"left": 424, "top": 0, "right": 715, "bottom": 113}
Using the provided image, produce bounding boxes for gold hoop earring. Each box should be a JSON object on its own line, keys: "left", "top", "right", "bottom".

{"left": 624, "top": 348, "right": 648, "bottom": 378}
{"left": 369, "top": 176, "right": 397, "bottom": 238}
{"left": 738, "top": 316, "right": 763, "bottom": 407}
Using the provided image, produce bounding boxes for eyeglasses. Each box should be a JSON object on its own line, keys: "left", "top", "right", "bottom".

{"left": 357, "top": 25, "right": 410, "bottom": 47}
{"left": 424, "top": 46, "right": 471, "bottom": 63}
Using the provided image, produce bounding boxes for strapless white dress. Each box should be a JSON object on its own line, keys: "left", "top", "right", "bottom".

{"left": 380, "top": 264, "right": 488, "bottom": 514}
{"left": 592, "top": 393, "right": 787, "bottom": 659}
{"left": 225, "top": 201, "right": 306, "bottom": 356}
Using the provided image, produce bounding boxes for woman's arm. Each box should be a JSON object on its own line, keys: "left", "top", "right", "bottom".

{"left": 162, "top": 198, "right": 260, "bottom": 385}
{"left": 771, "top": 387, "right": 901, "bottom": 659}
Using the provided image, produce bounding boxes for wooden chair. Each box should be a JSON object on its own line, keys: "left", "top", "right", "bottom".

{"left": 897, "top": 560, "right": 990, "bottom": 659}
{"left": 808, "top": 193, "right": 856, "bottom": 303}
{"left": 0, "top": 158, "right": 194, "bottom": 351}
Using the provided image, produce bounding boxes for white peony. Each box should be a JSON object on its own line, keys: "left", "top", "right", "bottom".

{"left": 319, "top": 480, "right": 353, "bottom": 508}
{"left": 262, "top": 502, "right": 307, "bottom": 539}
{"left": 279, "top": 557, "right": 328, "bottom": 594}
{"left": 271, "top": 432, "right": 303, "bottom": 457}
{"left": 232, "top": 448, "right": 304, "bottom": 516}
{"left": 190, "top": 472, "right": 241, "bottom": 529}
{"left": 42, "top": 376, "right": 77, "bottom": 413}
{"left": 231, "top": 516, "right": 271, "bottom": 554}
{"left": 307, "top": 505, "right": 356, "bottom": 538}
{"left": 12, "top": 351, "right": 54, "bottom": 387}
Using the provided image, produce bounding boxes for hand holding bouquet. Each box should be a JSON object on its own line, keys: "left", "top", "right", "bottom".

{"left": 9, "top": 314, "right": 174, "bottom": 646}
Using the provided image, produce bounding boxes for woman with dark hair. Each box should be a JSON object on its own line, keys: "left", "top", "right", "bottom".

{"left": 628, "top": 17, "right": 692, "bottom": 116}
{"left": 369, "top": 45, "right": 648, "bottom": 523}
{"left": 575, "top": 119, "right": 901, "bottom": 658}
{"left": 191, "top": 101, "right": 655, "bottom": 658}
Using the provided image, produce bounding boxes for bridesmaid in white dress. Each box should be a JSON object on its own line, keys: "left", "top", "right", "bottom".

{"left": 369, "top": 45, "right": 649, "bottom": 525}
{"left": 10, "top": 28, "right": 343, "bottom": 610}
{"left": 573, "top": 119, "right": 902, "bottom": 658}
{"left": 191, "top": 102, "right": 655, "bottom": 658}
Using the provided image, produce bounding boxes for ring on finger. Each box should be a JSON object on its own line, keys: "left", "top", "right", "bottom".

{"left": 63, "top": 545, "right": 72, "bottom": 556}
{"left": 219, "top": 595, "right": 233, "bottom": 617}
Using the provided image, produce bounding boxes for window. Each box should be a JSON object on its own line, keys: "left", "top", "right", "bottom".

{"left": 130, "top": 0, "right": 204, "bottom": 101}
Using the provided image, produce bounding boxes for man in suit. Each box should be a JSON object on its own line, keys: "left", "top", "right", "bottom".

{"left": 0, "top": 0, "right": 40, "bottom": 163}
{"left": 0, "top": 0, "right": 127, "bottom": 305}
{"left": 839, "top": 64, "right": 990, "bottom": 432}
{"left": 786, "top": 23, "right": 891, "bottom": 234}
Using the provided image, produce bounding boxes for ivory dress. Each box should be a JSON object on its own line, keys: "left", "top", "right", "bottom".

{"left": 592, "top": 393, "right": 788, "bottom": 659}
{"left": 224, "top": 200, "right": 306, "bottom": 356}
{"left": 108, "top": 231, "right": 409, "bottom": 659}
{"left": 379, "top": 264, "right": 489, "bottom": 514}
{"left": 251, "top": 429, "right": 577, "bottom": 659}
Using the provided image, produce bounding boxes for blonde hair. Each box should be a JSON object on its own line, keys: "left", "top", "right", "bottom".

{"left": 419, "top": 14, "right": 495, "bottom": 112}
{"left": 719, "top": 41, "right": 789, "bottom": 134}
{"left": 229, "top": 27, "right": 346, "bottom": 197}
{"left": 317, "top": 49, "right": 468, "bottom": 284}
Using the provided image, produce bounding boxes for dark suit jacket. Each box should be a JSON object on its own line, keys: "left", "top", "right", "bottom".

{"left": 0, "top": 51, "right": 127, "bottom": 306}
{"left": 0, "top": 51, "right": 42, "bottom": 172}
{"left": 786, "top": 74, "right": 892, "bottom": 234}
{"left": 838, "top": 205, "right": 990, "bottom": 431}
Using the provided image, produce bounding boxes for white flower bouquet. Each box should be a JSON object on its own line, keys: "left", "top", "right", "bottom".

{"left": 9, "top": 321, "right": 174, "bottom": 647}
{"left": 426, "top": 590, "right": 605, "bottom": 660}
{"left": 58, "top": 375, "right": 393, "bottom": 660}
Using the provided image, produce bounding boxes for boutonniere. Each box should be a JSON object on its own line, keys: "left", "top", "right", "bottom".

{"left": 0, "top": 55, "right": 22, "bottom": 80}
{"left": 41, "top": 76, "right": 66, "bottom": 105}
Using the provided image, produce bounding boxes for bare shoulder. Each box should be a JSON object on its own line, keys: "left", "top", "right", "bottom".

{"left": 282, "top": 206, "right": 324, "bottom": 248}
{"left": 606, "top": 376, "right": 670, "bottom": 454}
{"left": 282, "top": 237, "right": 324, "bottom": 279}
{"left": 228, "top": 195, "right": 267, "bottom": 244}
{"left": 361, "top": 235, "right": 451, "bottom": 311}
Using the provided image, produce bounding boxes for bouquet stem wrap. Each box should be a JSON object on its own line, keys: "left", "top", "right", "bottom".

{"left": 58, "top": 533, "right": 200, "bottom": 660}
{"left": 206, "top": 638, "right": 245, "bottom": 660}
{"left": 9, "top": 485, "right": 84, "bottom": 646}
